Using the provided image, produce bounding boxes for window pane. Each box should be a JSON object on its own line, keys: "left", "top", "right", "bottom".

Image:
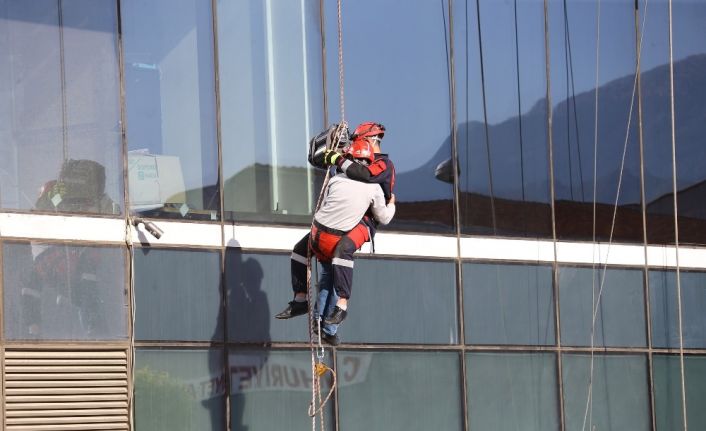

{"left": 3, "top": 242, "right": 127, "bottom": 340}
{"left": 218, "top": 0, "right": 325, "bottom": 224}
{"left": 464, "top": 263, "right": 555, "bottom": 345}
{"left": 549, "top": 0, "right": 642, "bottom": 243}
{"left": 653, "top": 355, "right": 706, "bottom": 431}
{"left": 135, "top": 349, "right": 225, "bottom": 431}
{"left": 467, "top": 352, "right": 559, "bottom": 431}
{"left": 337, "top": 351, "right": 462, "bottom": 430}
{"left": 559, "top": 266, "right": 646, "bottom": 347}
{"left": 134, "top": 248, "right": 222, "bottom": 341}
{"left": 230, "top": 349, "right": 333, "bottom": 430}
{"left": 326, "top": 1, "right": 454, "bottom": 233}
{"left": 123, "top": 0, "right": 219, "bottom": 221}
{"left": 230, "top": 251, "right": 457, "bottom": 345}
{"left": 226, "top": 250, "right": 309, "bottom": 343}
{"left": 672, "top": 1, "right": 706, "bottom": 245}
{"left": 0, "top": 0, "right": 123, "bottom": 215}
{"left": 562, "top": 354, "right": 650, "bottom": 431}
{"left": 454, "top": 0, "right": 552, "bottom": 238}
{"left": 342, "top": 258, "right": 458, "bottom": 344}
{"left": 650, "top": 270, "right": 706, "bottom": 349}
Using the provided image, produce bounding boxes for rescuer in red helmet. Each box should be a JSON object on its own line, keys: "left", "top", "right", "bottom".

{"left": 276, "top": 137, "right": 396, "bottom": 345}
{"left": 276, "top": 122, "right": 396, "bottom": 344}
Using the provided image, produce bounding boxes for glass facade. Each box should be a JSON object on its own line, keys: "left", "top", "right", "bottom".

{"left": 2, "top": 1, "right": 706, "bottom": 430}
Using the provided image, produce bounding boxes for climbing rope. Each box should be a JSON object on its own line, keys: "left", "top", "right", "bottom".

{"left": 305, "top": 0, "right": 347, "bottom": 428}
{"left": 667, "top": 0, "right": 688, "bottom": 427}
{"left": 305, "top": 123, "right": 346, "bottom": 431}
{"left": 578, "top": 1, "right": 691, "bottom": 430}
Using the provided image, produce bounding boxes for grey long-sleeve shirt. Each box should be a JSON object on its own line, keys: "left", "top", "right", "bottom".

{"left": 314, "top": 173, "right": 395, "bottom": 232}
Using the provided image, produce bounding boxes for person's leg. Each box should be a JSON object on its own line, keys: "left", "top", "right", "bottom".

{"left": 326, "top": 223, "right": 369, "bottom": 324}
{"left": 316, "top": 261, "right": 339, "bottom": 335}
{"left": 275, "top": 233, "right": 310, "bottom": 319}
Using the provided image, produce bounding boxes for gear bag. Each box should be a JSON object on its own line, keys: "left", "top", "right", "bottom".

{"left": 308, "top": 124, "right": 350, "bottom": 169}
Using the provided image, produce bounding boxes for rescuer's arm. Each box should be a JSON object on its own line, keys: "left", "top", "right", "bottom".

{"left": 370, "top": 191, "right": 395, "bottom": 225}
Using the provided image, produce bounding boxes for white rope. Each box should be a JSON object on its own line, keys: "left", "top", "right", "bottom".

{"left": 124, "top": 217, "right": 136, "bottom": 431}
{"left": 306, "top": 123, "right": 346, "bottom": 431}
{"left": 307, "top": 1, "right": 346, "bottom": 427}
{"left": 582, "top": 1, "right": 649, "bottom": 430}
{"left": 667, "top": 0, "right": 688, "bottom": 428}
{"left": 583, "top": 0, "right": 601, "bottom": 428}
{"left": 337, "top": 0, "right": 345, "bottom": 123}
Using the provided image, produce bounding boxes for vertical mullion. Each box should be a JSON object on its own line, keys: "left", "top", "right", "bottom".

{"left": 634, "top": 1, "right": 657, "bottom": 429}
{"left": 446, "top": 0, "right": 469, "bottom": 430}
{"left": 114, "top": 1, "right": 137, "bottom": 430}
{"left": 543, "top": 0, "right": 565, "bottom": 429}
{"left": 209, "top": 1, "right": 230, "bottom": 428}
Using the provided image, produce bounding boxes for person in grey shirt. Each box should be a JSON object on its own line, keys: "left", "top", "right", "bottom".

{"left": 275, "top": 139, "right": 395, "bottom": 345}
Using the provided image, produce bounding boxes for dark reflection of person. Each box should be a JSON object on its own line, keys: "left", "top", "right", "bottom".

{"left": 19, "top": 159, "right": 118, "bottom": 339}
{"left": 35, "top": 158, "right": 119, "bottom": 215}
{"left": 216, "top": 249, "right": 269, "bottom": 431}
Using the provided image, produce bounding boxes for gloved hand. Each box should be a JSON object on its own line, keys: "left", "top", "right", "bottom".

{"left": 323, "top": 149, "right": 342, "bottom": 166}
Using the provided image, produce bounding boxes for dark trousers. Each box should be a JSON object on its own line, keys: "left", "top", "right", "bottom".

{"left": 290, "top": 222, "right": 369, "bottom": 299}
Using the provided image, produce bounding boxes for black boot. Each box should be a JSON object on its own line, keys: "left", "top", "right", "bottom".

{"left": 275, "top": 300, "right": 308, "bottom": 319}
{"left": 312, "top": 323, "right": 340, "bottom": 346}
{"left": 323, "top": 306, "right": 348, "bottom": 325}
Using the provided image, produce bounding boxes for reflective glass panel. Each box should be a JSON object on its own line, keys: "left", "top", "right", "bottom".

{"left": 0, "top": 0, "right": 123, "bottom": 215}
{"left": 231, "top": 251, "right": 458, "bottom": 345}
{"left": 134, "top": 248, "right": 223, "bottom": 341}
{"left": 464, "top": 262, "right": 555, "bottom": 346}
{"left": 467, "top": 352, "right": 559, "bottom": 431}
{"left": 559, "top": 266, "right": 646, "bottom": 347}
{"left": 341, "top": 257, "right": 458, "bottom": 344}
{"left": 230, "top": 349, "right": 333, "bottom": 430}
{"left": 653, "top": 355, "right": 706, "bottom": 430}
{"left": 562, "top": 354, "right": 650, "bottom": 431}
{"left": 640, "top": 0, "right": 676, "bottom": 245}
{"left": 135, "top": 349, "right": 225, "bottom": 431}
{"left": 672, "top": 1, "right": 706, "bottom": 246}
{"left": 218, "top": 0, "right": 325, "bottom": 224}
{"left": 454, "top": 0, "right": 552, "bottom": 238}
{"left": 650, "top": 270, "right": 706, "bottom": 349}
{"left": 326, "top": 1, "right": 454, "bottom": 233}
{"left": 226, "top": 250, "right": 309, "bottom": 343}
{"left": 337, "top": 351, "right": 462, "bottom": 430}
{"left": 549, "top": 0, "right": 642, "bottom": 242}
{"left": 3, "top": 242, "right": 127, "bottom": 340}
{"left": 122, "top": 0, "right": 219, "bottom": 221}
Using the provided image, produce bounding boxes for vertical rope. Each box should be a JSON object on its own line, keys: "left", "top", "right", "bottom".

{"left": 587, "top": 0, "right": 601, "bottom": 424}
{"left": 474, "top": 0, "right": 498, "bottom": 234}
{"left": 667, "top": 0, "right": 688, "bottom": 428}
{"left": 512, "top": 0, "right": 526, "bottom": 204}
{"left": 307, "top": 2, "right": 346, "bottom": 427}
{"left": 337, "top": 0, "right": 345, "bottom": 122}
{"left": 583, "top": 2, "right": 649, "bottom": 430}
{"left": 634, "top": 2, "right": 658, "bottom": 429}
{"left": 542, "top": 1, "right": 564, "bottom": 430}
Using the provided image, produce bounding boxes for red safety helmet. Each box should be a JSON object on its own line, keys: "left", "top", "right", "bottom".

{"left": 348, "top": 140, "right": 375, "bottom": 164}
{"left": 351, "top": 122, "right": 385, "bottom": 140}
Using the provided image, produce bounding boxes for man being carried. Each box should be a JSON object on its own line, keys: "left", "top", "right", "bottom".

{"left": 275, "top": 139, "right": 396, "bottom": 345}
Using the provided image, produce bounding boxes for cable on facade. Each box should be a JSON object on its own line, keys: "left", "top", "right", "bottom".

{"left": 667, "top": 0, "right": 689, "bottom": 427}
{"left": 562, "top": 0, "right": 586, "bottom": 203}
{"left": 582, "top": 1, "right": 651, "bottom": 429}
{"left": 586, "top": 0, "right": 602, "bottom": 423}
{"left": 513, "top": 0, "right": 527, "bottom": 205}
{"left": 473, "top": 0, "right": 498, "bottom": 235}
{"left": 304, "top": 0, "right": 346, "bottom": 427}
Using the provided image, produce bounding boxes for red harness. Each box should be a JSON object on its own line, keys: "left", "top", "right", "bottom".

{"left": 309, "top": 220, "right": 370, "bottom": 262}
